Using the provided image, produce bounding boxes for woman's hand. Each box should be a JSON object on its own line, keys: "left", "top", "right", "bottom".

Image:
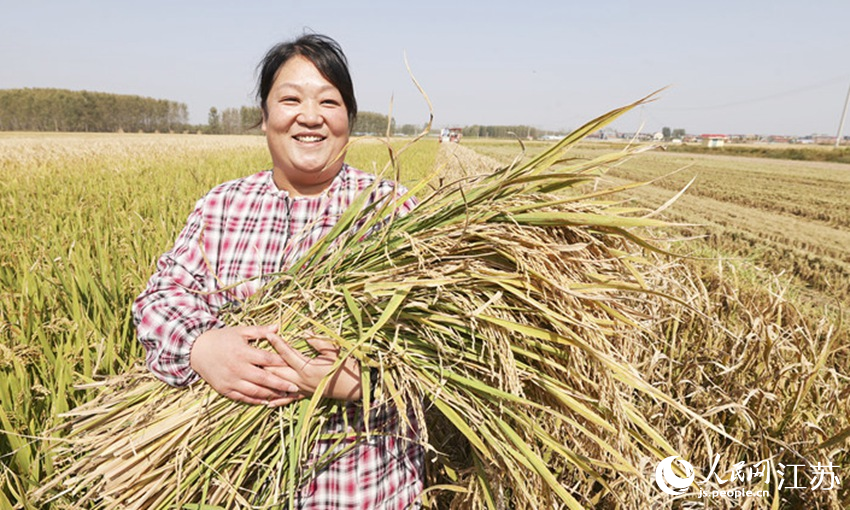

{"left": 190, "top": 325, "right": 303, "bottom": 407}
{"left": 265, "top": 331, "right": 363, "bottom": 402}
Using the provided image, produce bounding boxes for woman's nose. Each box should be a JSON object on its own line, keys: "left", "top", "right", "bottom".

{"left": 297, "top": 101, "right": 322, "bottom": 125}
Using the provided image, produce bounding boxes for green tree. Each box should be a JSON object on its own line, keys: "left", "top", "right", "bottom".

{"left": 240, "top": 106, "right": 263, "bottom": 132}
{"left": 460, "top": 124, "right": 538, "bottom": 139}
{"left": 207, "top": 107, "right": 221, "bottom": 134}
{"left": 351, "top": 111, "right": 394, "bottom": 135}
{"left": 221, "top": 108, "right": 241, "bottom": 134}
{"left": 397, "top": 124, "right": 418, "bottom": 136}
{"left": 0, "top": 88, "right": 189, "bottom": 133}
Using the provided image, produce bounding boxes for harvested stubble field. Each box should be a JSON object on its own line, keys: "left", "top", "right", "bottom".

{"left": 1, "top": 130, "right": 848, "bottom": 509}
{"left": 465, "top": 138, "right": 850, "bottom": 313}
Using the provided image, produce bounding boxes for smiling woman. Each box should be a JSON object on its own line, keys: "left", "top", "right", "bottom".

{"left": 263, "top": 55, "right": 352, "bottom": 195}
{"left": 131, "top": 33, "right": 424, "bottom": 509}
{"left": 256, "top": 34, "right": 357, "bottom": 197}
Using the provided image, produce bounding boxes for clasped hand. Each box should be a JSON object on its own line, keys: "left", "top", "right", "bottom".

{"left": 189, "top": 325, "right": 362, "bottom": 407}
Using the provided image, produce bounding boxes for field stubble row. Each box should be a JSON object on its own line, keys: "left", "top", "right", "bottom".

{"left": 466, "top": 139, "right": 850, "bottom": 310}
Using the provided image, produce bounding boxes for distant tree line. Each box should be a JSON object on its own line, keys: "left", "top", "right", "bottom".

{"left": 352, "top": 112, "right": 430, "bottom": 136}
{"left": 206, "top": 106, "right": 263, "bottom": 134}
{"left": 0, "top": 89, "right": 552, "bottom": 140}
{"left": 0, "top": 88, "right": 189, "bottom": 132}
{"left": 351, "top": 112, "right": 394, "bottom": 135}
{"left": 461, "top": 125, "right": 548, "bottom": 139}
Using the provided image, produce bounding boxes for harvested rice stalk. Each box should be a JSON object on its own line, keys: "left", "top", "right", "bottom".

{"left": 34, "top": 92, "right": 707, "bottom": 509}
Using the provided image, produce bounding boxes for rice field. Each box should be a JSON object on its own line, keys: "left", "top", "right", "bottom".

{"left": 0, "top": 132, "right": 436, "bottom": 508}
{"left": 1, "top": 131, "right": 847, "bottom": 508}
{"left": 465, "top": 138, "right": 850, "bottom": 313}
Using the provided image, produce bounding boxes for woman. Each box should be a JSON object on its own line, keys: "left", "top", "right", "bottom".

{"left": 133, "top": 34, "right": 424, "bottom": 508}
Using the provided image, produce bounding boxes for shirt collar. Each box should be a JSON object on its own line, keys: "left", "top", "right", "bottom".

{"left": 264, "top": 164, "right": 350, "bottom": 201}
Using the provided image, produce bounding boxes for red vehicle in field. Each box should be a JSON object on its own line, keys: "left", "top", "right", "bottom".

{"left": 440, "top": 127, "right": 462, "bottom": 143}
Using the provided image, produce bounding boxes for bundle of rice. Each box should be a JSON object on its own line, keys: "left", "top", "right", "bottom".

{"left": 34, "top": 94, "right": 713, "bottom": 509}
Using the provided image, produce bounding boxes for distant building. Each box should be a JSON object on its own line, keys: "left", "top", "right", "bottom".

{"left": 620, "top": 132, "right": 655, "bottom": 142}
{"left": 727, "top": 134, "right": 751, "bottom": 143}
{"left": 812, "top": 134, "right": 837, "bottom": 145}
{"left": 767, "top": 135, "right": 791, "bottom": 144}
{"left": 700, "top": 134, "right": 728, "bottom": 148}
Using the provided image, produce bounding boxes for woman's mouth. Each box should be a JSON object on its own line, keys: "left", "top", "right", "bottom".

{"left": 293, "top": 135, "right": 325, "bottom": 143}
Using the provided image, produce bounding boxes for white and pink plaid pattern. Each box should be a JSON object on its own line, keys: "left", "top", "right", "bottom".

{"left": 133, "top": 164, "right": 423, "bottom": 508}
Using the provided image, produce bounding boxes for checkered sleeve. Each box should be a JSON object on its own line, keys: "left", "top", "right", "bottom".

{"left": 132, "top": 195, "right": 226, "bottom": 387}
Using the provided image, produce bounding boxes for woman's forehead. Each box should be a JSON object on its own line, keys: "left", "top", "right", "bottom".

{"left": 272, "top": 57, "right": 338, "bottom": 91}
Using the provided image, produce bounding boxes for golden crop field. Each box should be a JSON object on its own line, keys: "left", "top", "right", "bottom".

{"left": 0, "top": 132, "right": 436, "bottom": 507}
{"left": 465, "top": 138, "right": 850, "bottom": 313}
{"left": 1, "top": 132, "right": 847, "bottom": 508}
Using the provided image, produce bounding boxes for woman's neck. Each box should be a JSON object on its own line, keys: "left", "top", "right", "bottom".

{"left": 271, "top": 165, "right": 343, "bottom": 197}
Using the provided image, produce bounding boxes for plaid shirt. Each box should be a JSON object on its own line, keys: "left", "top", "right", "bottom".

{"left": 133, "top": 164, "right": 423, "bottom": 508}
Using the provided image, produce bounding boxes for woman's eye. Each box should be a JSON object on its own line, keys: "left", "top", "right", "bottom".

{"left": 321, "top": 99, "right": 340, "bottom": 106}
{"left": 280, "top": 97, "right": 299, "bottom": 104}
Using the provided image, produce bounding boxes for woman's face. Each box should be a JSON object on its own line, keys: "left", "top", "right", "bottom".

{"left": 263, "top": 55, "right": 350, "bottom": 195}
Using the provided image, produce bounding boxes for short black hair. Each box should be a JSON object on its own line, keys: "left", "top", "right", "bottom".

{"left": 256, "top": 33, "right": 357, "bottom": 126}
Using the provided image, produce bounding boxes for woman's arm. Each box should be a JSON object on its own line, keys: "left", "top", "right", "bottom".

{"left": 132, "top": 198, "right": 302, "bottom": 405}
{"left": 132, "top": 199, "right": 226, "bottom": 387}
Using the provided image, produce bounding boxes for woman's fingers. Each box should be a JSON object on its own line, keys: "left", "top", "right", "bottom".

{"left": 237, "top": 324, "right": 279, "bottom": 341}
{"left": 266, "top": 331, "right": 311, "bottom": 369}
{"left": 264, "top": 331, "right": 362, "bottom": 401}
{"left": 245, "top": 343, "right": 289, "bottom": 367}
{"left": 190, "top": 325, "right": 302, "bottom": 404}
{"left": 266, "top": 393, "right": 306, "bottom": 407}
{"left": 305, "top": 335, "right": 338, "bottom": 355}
{"left": 227, "top": 387, "right": 304, "bottom": 407}
{"left": 231, "top": 373, "right": 301, "bottom": 402}
{"left": 225, "top": 389, "right": 269, "bottom": 406}
{"left": 247, "top": 364, "right": 301, "bottom": 394}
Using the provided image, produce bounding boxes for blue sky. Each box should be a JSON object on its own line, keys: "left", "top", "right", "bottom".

{"left": 2, "top": 0, "right": 849, "bottom": 136}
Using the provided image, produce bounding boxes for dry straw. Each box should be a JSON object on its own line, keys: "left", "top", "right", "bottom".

{"left": 32, "top": 93, "right": 784, "bottom": 509}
